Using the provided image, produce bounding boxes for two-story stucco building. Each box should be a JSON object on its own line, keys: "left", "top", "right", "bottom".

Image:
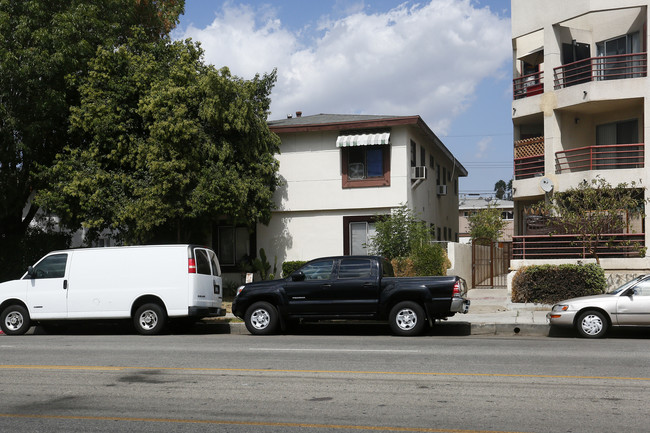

{"left": 248, "top": 113, "right": 467, "bottom": 269}
{"left": 511, "top": 0, "right": 650, "bottom": 279}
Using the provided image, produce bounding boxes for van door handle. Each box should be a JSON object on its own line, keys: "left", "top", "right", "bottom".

{"left": 63, "top": 280, "right": 68, "bottom": 290}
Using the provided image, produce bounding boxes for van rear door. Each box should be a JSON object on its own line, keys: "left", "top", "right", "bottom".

{"left": 191, "top": 247, "right": 222, "bottom": 307}
{"left": 25, "top": 253, "right": 69, "bottom": 319}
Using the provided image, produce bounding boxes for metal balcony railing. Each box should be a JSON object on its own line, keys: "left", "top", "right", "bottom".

{"left": 513, "top": 71, "right": 544, "bottom": 100}
{"left": 512, "top": 233, "right": 645, "bottom": 260}
{"left": 554, "top": 52, "right": 647, "bottom": 89}
{"left": 555, "top": 143, "right": 644, "bottom": 173}
{"left": 514, "top": 136, "right": 544, "bottom": 179}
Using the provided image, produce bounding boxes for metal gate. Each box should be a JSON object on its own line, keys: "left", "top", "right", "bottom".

{"left": 472, "top": 239, "right": 512, "bottom": 288}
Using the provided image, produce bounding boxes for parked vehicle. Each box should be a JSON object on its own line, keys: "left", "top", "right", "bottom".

{"left": 232, "top": 256, "right": 469, "bottom": 336}
{"left": 0, "top": 245, "right": 225, "bottom": 335}
{"left": 548, "top": 275, "right": 650, "bottom": 338}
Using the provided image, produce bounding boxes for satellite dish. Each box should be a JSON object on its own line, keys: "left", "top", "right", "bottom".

{"left": 540, "top": 177, "right": 554, "bottom": 192}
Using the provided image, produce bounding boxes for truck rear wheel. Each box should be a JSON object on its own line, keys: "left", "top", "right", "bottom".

{"left": 244, "top": 301, "right": 279, "bottom": 335}
{"left": 0, "top": 305, "right": 31, "bottom": 335}
{"left": 389, "top": 301, "right": 426, "bottom": 336}
{"left": 134, "top": 303, "right": 167, "bottom": 335}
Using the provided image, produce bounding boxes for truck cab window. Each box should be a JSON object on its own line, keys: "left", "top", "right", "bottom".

{"left": 301, "top": 260, "right": 334, "bottom": 280}
{"left": 28, "top": 254, "right": 67, "bottom": 279}
{"left": 338, "top": 259, "right": 372, "bottom": 279}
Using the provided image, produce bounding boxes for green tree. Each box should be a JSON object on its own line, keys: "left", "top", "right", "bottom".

{"left": 36, "top": 30, "right": 281, "bottom": 244}
{"left": 369, "top": 205, "right": 431, "bottom": 260}
{"left": 468, "top": 204, "right": 507, "bottom": 243}
{"left": 0, "top": 0, "right": 183, "bottom": 278}
{"left": 539, "top": 176, "right": 646, "bottom": 265}
{"left": 494, "top": 179, "right": 513, "bottom": 200}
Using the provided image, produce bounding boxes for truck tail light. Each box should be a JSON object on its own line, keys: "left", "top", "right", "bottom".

{"left": 453, "top": 280, "right": 461, "bottom": 297}
{"left": 188, "top": 258, "right": 197, "bottom": 274}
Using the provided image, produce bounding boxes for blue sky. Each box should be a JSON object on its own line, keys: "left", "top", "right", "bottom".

{"left": 176, "top": 0, "right": 513, "bottom": 195}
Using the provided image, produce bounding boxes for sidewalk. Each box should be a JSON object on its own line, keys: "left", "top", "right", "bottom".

{"left": 444, "top": 287, "right": 551, "bottom": 336}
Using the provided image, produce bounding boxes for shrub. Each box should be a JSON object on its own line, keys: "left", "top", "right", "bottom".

{"left": 282, "top": 260, "right": 307, "bottom": 277}
{"left": 512, "top": 263, "right": 606, "bottom": 304}
{"left": 391, "top": 258, "right": 416, "bottom": 277}
{"left": 410, "top": 243, "right": 450, "bottom": 276}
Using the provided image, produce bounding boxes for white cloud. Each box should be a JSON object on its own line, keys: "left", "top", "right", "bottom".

{"left": 180, "top": 0, "right": 511, "bottom": 133}
{"left": 474, "top": 136, "right": 492, "bottom": 159}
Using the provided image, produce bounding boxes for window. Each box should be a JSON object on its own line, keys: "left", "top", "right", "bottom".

{"left": 341, "top": 146, "right": 390, "bottom": 188}
{"left": 338, "top": 258, "right": 373, "bottom": 279}
{"left": 301, "top": 260, "right": 334, "bottom": 280}
{"left": 429, "top": 155, "right": 434, "bottom": 169}
{"left": 436, "top": 164, "right": 441, "bottom": 185}
{"left": 443, "top": 167, "right": 447, "bottom": 185}
{"left": 596, "top": 32, "right": 641, "bottom": 79}
{"left": 216, "top": 226, "right": 251, "bottom": 267}
{"left": 343, "top": 216, "right": 377, "bottom": 255}
{"left": 410, "top": 140, "right": 417, "bottom": 167}
{"left": 596, "top": 119, "right": 639, "bottom": 169}
{"left": 420, "top": 146, "right": 425, "bottom": 167}
{"left": 27, "top": 254, "right": 67, "bottom": 279}
{"left": 501, "top": 211, "right": 514, "bottom": 220}
{"left": 348, "top": 146, "right": 384, "bottom": 179}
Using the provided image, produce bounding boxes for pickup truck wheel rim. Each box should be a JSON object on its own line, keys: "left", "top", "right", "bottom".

{"left": 395, "top": 308, "right": 417, "bottom": 330}
{"left": 139, "top": 310, "right": 158, "bottom": 330}
{"left": 5, "top": 311, "right": 23, "bottom": 331}
{"left": 581, "top": 314, "right": 603, "bottom": 336}
{"left": 251, "top": 309, "right": 270, "bottom": 330}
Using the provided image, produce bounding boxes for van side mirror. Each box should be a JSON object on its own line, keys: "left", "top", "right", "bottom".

{"left": 26, "top": 266, "right": 35, "bottom": 279}
{"left": 291, "top": 271, "right": 305, "bottom": 282}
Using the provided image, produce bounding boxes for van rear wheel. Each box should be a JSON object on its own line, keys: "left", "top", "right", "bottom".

{"left": 1, "top": 305, "right": 31, "bottom": 335}
{"left": 134, "top": 303, "right": 166, "bottom": 335}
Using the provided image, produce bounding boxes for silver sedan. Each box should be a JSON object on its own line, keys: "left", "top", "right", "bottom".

{"left": 547, "top": 275, "right": 650, "bottom": 338}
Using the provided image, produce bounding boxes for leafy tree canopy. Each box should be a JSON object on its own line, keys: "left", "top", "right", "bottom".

{"left": 468, "top": 204, "right": 507, "bottom": 243}
{"left": 494, "top": 179, "right": 513, "bottom": 200}
{"left": 0, "top": 0, "right": 183, "bottom": 277}
{"left": 36, "top": 30, "right": 281, "bottom": 244}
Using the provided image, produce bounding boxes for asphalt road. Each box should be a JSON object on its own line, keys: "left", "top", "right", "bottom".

{"left": 1, "top": 324, "right": 650, "bottom": 433}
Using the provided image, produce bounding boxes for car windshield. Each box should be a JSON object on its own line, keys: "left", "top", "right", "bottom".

{"left": 609, "top": 276, "right": 648, "bottom": 295}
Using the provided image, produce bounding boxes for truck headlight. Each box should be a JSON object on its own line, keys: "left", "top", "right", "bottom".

{"left": 235, "top": 285, "right": 245, "bottom": 297}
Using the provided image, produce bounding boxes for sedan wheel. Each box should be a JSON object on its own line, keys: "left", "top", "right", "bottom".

{"left": 576, "top": 310, "right": 608, "bottom": 338}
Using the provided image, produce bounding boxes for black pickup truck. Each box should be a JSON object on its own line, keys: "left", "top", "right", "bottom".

{"left": 232, "top": 256, "right": 470, "bottom": 336}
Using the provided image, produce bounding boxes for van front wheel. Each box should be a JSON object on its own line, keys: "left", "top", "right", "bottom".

{"left": 134, "top": 303, "right": 166, "bottom": 335}
{"left": 1, "top": 305, "right": 31, "bottom": 335}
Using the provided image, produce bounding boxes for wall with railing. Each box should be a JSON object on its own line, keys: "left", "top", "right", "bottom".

{"left": 513, "top": 233, "right": 645, "bottom": 259}
{"left": 555, "top": 143, "right": 644, "bottom": 173}
{"left": 514, "top": 136, "right": 544, "bottom": 179}
{"left": 554, "top": 53, "right": 647, "bottom": 89}
{"left": 513, "top": 71, "right": 544, "bottom": 100}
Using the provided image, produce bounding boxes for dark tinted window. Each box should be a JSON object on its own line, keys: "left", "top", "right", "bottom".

{"left": 29, "top": 254, "right": 67, "bottom": 279}
{"left": 338, "top": 259, "right": 372, "bottom": 279}
{"left": 195, "top": 249, "right": 211, "bottom": 275}
{"left": 301, "top": 260, "right": 334, "bottom": 280}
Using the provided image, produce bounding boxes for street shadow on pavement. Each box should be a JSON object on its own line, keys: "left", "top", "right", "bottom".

{"left": 547, "top": 325, "right": 650, "bottom": 339}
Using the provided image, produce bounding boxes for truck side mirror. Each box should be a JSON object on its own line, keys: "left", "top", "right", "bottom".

{"left": 291, "top": 271, "right": 305, "bottom": 282}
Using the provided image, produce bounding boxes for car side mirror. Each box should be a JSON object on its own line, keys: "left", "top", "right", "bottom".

{"left": 291, "top": 271, "right": 305, "bottom": 282}
{"left": 624, "top": 288, "right": 636, "bottom": 297}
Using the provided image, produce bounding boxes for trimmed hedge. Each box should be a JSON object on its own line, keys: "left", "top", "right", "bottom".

{"left": 512, "top": 263, "right": 606, "bottom": 304}
{"left": 282, "top": 261, "right": 307, "bottom": 277}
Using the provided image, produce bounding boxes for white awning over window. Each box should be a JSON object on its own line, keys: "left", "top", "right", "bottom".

{"left": 336, "top": 132, "right": 390, "bottom": 147}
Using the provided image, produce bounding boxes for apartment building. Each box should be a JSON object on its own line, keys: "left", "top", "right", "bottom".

{"left": 253, "top": 113, "right": 467, "bottom": 267}
{"left": 511, "top": 0, "right": 649, "bottom": 272}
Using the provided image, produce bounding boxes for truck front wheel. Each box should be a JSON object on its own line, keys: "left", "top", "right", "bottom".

{"left": 244, "top": 301, "right": 279, "bottom": 335}
{"left": 389, "top": 301, "right": 426, "bottom": 336}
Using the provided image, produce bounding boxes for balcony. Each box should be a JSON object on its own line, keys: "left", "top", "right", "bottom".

{"left": 513, "top": 233, "right": 645, "bottom": 259}
{"left": 513, "top": 71, "right": 544, "bottom": 100}
{"left": 554, "top": 53, "right": 647, "bottom": 89}
{"left": 555, "top": 143, "right": 644, "bottom": 173}
{"left": 514, "top": 136, "right": 544, "bottom": 180}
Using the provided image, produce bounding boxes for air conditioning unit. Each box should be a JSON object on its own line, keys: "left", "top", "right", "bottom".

{"left": 437, "top": 185, "right": 448, "bottom": 196}
{"left": 411, "top": 166, "right": 427, "bottom": 180}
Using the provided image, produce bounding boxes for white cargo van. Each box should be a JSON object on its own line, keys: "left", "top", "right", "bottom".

{"left": 0, "top": 245, "right": 225, "bottom": 335}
